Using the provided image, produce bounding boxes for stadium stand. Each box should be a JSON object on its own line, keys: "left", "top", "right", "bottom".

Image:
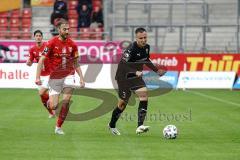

{"left": 0, "top": 18, "right": 8, "bottom": 28}
{"left": 22, "top": 8, "right": 32, "bottom": 18}
{"left": 108, "top": 0, "right": 239, "bottom": 53}
{"left": 0, "top": 0, "right": 104, "bottom": 40}
{"left": 91, "top": 27, "right": 104, "bottom": 40}
{"left": 67, "top": 0, "right": 104, "bottom": 40}
{"left": 0, "top": 8, "right": 32, "bottom": 39}
{"left": 21, "top": 27, "right": 31, "bottom": 39}
{"left": 68, "top": 0, "right": 78, "bottom": 10}
{"left": 69, "top": 27, "right": 78, "bottom": 39}
{"left": 79, "top": 27, "right": 91, "bottom": 40}
{"left": 0, "top": 27, "right": 8, "bottom": 39}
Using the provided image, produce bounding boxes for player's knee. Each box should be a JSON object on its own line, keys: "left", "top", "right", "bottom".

{"left": 118, "top": 100, "right": 127, "bottom": 111}
{"left": 38, "top": 90, "right": 45, "bottom": 96}
{"left": 38, "top": 89, "right": 48, "bottom": 96}
{"left": 49, "top": 102, "right": 58, "bottom": 110}
{"left": 139, "top": 95, "right": 148, "bottom": 101}
{"left": 62, "top": 94, "right": 72, "bottom": 101}
{"left": 62, "top": 98, "right": 71, "bottom": 105}
{"left": 136, "top": 88, "right": 148, "bottom": 101}
{"left": 50, "top": 105, "right": 57, "bottom": 110}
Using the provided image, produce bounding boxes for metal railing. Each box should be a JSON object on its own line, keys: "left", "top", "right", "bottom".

{"left": 108, "top": 0, "right": 240, "bottom": 53}
{"left": 0, "top": 30, "right": 110, "bottom": 41}
{"left": 113, "top": 24, "right": 239, "bottom": 53}
{"left": 124, "top": 1, "right": 208, "bottom": 26}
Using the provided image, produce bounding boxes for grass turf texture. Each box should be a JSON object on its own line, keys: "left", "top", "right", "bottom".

{"left": 0, "top": 89, "right": 240, "bottom": 160}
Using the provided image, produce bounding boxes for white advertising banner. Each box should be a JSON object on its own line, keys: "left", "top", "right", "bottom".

{"left": 177, "top": 71, "right": 236, "bottom": 89}
{"left": 1, "top": 64, "right": 236, "bottom": 89}
{"left": 0, "top": 63, "right": 37, "bottom": 88}
{"left": 0, "top": 63, "right": 117, "bottom": 89}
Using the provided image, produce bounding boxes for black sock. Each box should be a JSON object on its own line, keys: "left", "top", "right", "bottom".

{"left": 138, "top": 101, "right": 148, "bottom": 127}
{"left": 109, "top": 107, "right": 123, "bottom": 128}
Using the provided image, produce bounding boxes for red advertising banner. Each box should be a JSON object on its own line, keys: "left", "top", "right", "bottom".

{"left": 0, "top": 41, "right": 32, "bottom": 63}
{"left": 150, "top": 54, "right": 185, "bottom": 71}
{"left": 151, "top": 54, "right": 240, "bottom": 75}
{"left": 0, "top": 40, "right": 122, "bottom": 63}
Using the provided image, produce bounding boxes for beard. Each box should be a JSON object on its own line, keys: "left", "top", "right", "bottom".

{"left": 60, "top": 33, "right": 68, "bottom": 40}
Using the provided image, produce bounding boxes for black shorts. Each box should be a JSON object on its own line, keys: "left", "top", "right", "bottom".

{"left": 117, "top": 77, "right": 146, "bottom": 102}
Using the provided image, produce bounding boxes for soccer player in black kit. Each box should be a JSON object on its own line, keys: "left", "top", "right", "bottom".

{"left": 108, "top": 27, "right": 166, "bottom": 135}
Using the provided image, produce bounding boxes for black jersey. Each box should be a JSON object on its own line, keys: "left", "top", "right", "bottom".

{"left": 115, "top": 41, "right": 158, "bottom": 81}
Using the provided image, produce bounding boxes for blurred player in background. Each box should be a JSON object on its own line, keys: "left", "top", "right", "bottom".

{"left": 36, "top": 20, "right": 85, "bottom": 135}
{"left": 26, "top": 30, "right": 55, "bottom": 118}
{"left": 108, "top": 27, "right": 166, "bottom": 135}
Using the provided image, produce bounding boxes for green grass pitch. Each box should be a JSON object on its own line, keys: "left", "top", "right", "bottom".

{"left": 0, "top": 89, "right": 240, "bottom": 160}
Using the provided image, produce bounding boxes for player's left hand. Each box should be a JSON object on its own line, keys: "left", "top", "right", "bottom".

{"left": 157, "top": 69, "right": 166, "bottom": 77}
{"left": 80, "top": 80, "right": 85, "bottom": 88}
{"left": 35, "top": 78, "right": 42, "bottom": 85}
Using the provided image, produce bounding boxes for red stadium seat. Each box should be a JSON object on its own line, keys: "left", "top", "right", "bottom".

{"left": 91, "top": 27, "right": 103, "bottom": 40}
{"left": 0, "top": 11, "right": 10, "bottom": 18}
{"left": 92, "top": 0, "right": 102, "bottom": 8}
{"left": 22, "top": 18, "right": 31, "bottom": 28}
{"left": 10, "top": 18, "right": 20, "bottom": 28}
{"left": 21, "top": 27, "right": 32, "bottom": 39}
{"left": 0, "top": 18, "right": 8, "bottom": 27}
{"left": 68, "top": 9, "right": 78, "bottom": 19}
{"left": 69, "top": 18, "right": 78, "bottom": 28}
{"left": 22, "top": 25, "right": 31, "bottom": 30}
{"left": 68, "top": 0, "right": 78, "bottom": 10}
{"left": 9, "top": 27, "right": 20, "bottom": 39}
{"left": 0, "top": 27, "right": 9, "bottom": 39}
{"left": 79, "top": 27, "right": 90, "bottom": 40}
{"left": 93, "top": 6, "right": 100, "bottom": 12}
{"left": 11, "top": 9, "right": 21, "bottom": 18}
{"left": 22, "top": 8, "right": 32, "bottom": 18}
{"left": 69, "top": 27, "right": 79, "bottom": 39}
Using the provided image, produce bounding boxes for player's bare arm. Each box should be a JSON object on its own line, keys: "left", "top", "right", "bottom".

{"left": 75, "top": 67, "right": 85, "bottom": 88}
{"left": 35, "top": 56, "right": 46, "bottom": 85}
{"left": 145, "top": 59, "right": 166, "bottom": 76}
{"left": 74, "top": 57, "right": 85, "bottom": 88}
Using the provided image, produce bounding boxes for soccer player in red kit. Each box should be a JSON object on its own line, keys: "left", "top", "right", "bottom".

{"left": 26, "top": 30, "right": 55, "bottom": 118}
{"left": 36, "top": 20, "right": 85, "bottom": 135}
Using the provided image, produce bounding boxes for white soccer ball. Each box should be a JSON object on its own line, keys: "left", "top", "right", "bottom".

{"left": 163, "top": 125, "right": 178, "bottom": 139}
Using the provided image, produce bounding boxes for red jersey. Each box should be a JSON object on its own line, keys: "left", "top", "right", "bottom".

{"left": 42, "top": 36, "right": 78, "bottom": 79}
{"left": 29, "top": 42, "right": 50, "bottom": 76}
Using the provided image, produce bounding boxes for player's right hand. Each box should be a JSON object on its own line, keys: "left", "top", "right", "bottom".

{"left": 26, "top": 59, "right": 32, "bottom": 66}
{"left": 157, "top": 69, "right": 166, "bottom": 77}
{"left": 35, "top": 78, "right": 42, "bottom": 85}
{"left": 80, "top": 80, "right": 85, "bottom": 88}
{"left": 136, "top": 71, "right": 143, "bottom": 77}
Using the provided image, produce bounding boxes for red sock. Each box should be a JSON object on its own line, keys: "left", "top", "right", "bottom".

{"left": 57, "top": 103, "right": 69, "bottom": 128}
{"left": 40, "top": 93, "right": 54, "bottom": 115}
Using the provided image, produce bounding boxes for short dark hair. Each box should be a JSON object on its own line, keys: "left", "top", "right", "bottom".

{"left": 135, "top": 27, "right": 146, "bottom": 34}
{"left": 33, "top": 30, "right": 43, "bottom": 36}
{"left": 57, "top": 19, "right": 68, "bottom": 28}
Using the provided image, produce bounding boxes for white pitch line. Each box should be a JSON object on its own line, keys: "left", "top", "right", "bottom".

{"left": 185, "top": 90, "right": 240, "bottom": 107}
